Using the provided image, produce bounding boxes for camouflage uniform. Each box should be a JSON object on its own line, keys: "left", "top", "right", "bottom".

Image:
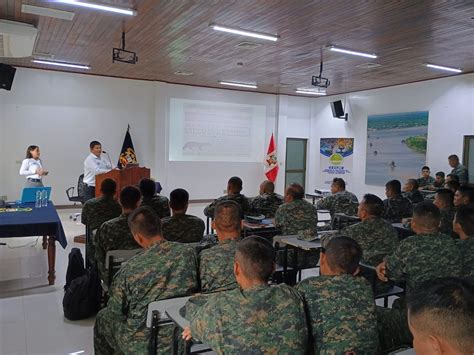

{"left": 382, "top": 196, "right": 413, "bottom": 223}
{"left": 161, "top": 214, "right": 205, "bottom": 243}
{"left": 402, "top": 190, "right": 424, "bottom": 204}
{"left": 457, "top": 237, "right": 474, "bottom": 277}
{"left": 94, "top": 213, "right": 141, "bottom": 285}
{"left": 417, "top": 176, "right": 435, "bottom": 189}
{"left": 204, "top": 193, "right": 250, "bottom": 218}
{"left": 296, "top": 275, "right": 379, "bottom": 354}
{"left": 94, "top": 240, "right": 198, "bottom": 355}
{"left": 141, "top": 195, "right": 171, "bottom": 219}
{"left": 451, "top": 163, "right": 469, "bottom": 185}
{"left": 340, "top": 217, "right": 399, "bottom": 266}
{"left": 189, "top": 284, "right": 308, "bottom": 354}
{"left": 316, "top": 190, "right": 359, "bottom": 217}
{"left": 439, "top": 207, "right": 457, "bottom": 237}
{"left": 384, "top": 232, "right": 462, "bottom": 293}
{"left": 275, "top": 199, "right": 319, "bottom": 269}
{"left": 199, "top": 238, "right": 239, "bottom": 292}
{"left": 248, "top": 192, "right": 284, "bottom": 218}
{"left": 379, "top": 232, "right": 463, "bottom": 351}
{"left": 81, "top": 196, "right": 122, "bottom": 230}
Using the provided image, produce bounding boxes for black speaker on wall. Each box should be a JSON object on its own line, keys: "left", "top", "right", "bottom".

{"left": 330, "top": 100, "right": 348, "bottom": 121}
{"left": 0, "top": 64, "right": 17, "bottom": 91}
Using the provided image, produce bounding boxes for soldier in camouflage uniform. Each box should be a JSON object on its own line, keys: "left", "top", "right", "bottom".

{"left": 453, "top": 205, "right": 474, "bottom": 277}
{"left": 448, "top": 154, "right": 469, "bottom": 185}
{"left": 382, "top": 180, "right": 413, "bottom": 223}
{"left": 248, "top": 180, "right": 284, "bottom": 218}
{"left": 416, "top": 166, "right": 436, "bottom": 189}
{"left": 94, "top": 186, "right": 142, "bottom": 284}
{"left": 139, "top": 178, "right": 171, "bottom": 218}
{"left": 297, "top": 237, "right": 379, "bottom": 354}
{"left": 453, "top": 186, "right": 474, "bottom": 207}
{"left": 81, "top": 178, "right": 122, "bottom": 231}
{"left": 275, "top": 183, "right": 319, "bottom": 269}
{"left": 402, "top": 179, "right": 424, "bottom": 204}
{"left": 94, "top": 207, "right": 198, "bottom": 355}
{"left": 376, "top": 202, "right": 463, "bottom": 351}
{"left": 432, "top": 171, "right": 445, "bottom": 188}
{"left": 182, "top": 236, "right": 308, "bottom": 353}
{"left": 81, "top": 178, "right": 122, "bottom": 266}
{"left": 199, "top": 201, "right": 241, "bottom": 292}
{"left": 339, "top": 194, "right": 398, "bottom": 266}
{"left": 204, "top": 176, "right": 250, "bottom": 218}
{"left": 316, "top": 177, "right": 359, "bottom": 217}
{"left": 433, "top": 188, "right": 457, "bottom": 237}
{"left": 161, "top": 188, "right": 205, "bottom": 243}
{"left": 407, "top": 278, "right": 474, "bottom": 355}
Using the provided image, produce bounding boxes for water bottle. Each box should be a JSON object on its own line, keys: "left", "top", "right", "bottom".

{"left": 41, "top": 190, "right": 48, "bottom": 207}
{"left": 35, "top": 190, "right": 41, "bottom": 208}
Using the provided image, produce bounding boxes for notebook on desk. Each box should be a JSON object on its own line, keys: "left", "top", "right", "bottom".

{"left": 21, "top": 187, "right": 52, "bottom": 204}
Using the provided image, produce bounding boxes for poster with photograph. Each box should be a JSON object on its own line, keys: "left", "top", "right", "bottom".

{"left": 365, "top": 111, "right": 429, "bottom": 186}
{"left": 319, "top": 138, "right": 354, "bottom": 188}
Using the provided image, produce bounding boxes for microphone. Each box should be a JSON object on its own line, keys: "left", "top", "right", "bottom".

{"left": 102, "top": 150, "right": 113, "bottom": 169}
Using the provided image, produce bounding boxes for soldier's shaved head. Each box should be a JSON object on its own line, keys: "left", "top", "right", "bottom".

{"left": 235, "top": 236, "right": 275, "bottom": 282}
{"left": 214, "top": 200, "right": 241, "bottom": 233}
{"left": 120, "top": 186, "right": 141, "bottom": 210}
{"left": 260, "top": 180, "right": 275, "bottom": 194}
{"left": 412, "top": 201, "right": 441, "bottom": 230}
{"left": 169, "top": 188, "right": 189, "bottom": 211}
{"left": 286, "top": 183, "right": 305, "bottom": 200}
{"left": 322, "top": 237, "right": 362, "bottom": 275}
{"left": 100, "top": 178, "right": 117, "bottom": 197}
{"left": 407, "top": 277, "right": 474, "bottom": 355}
{"left": 361, "top": 193, "right": 384, "bottom": 217}
{"left": 227, "top": 176, "right": 243, "bottom": 193}
{"left": 128, "top": 206, "right": 162, "bottom": 239}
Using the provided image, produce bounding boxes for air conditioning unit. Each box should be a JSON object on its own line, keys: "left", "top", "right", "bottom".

{"left": 0, "top": 20, "right": 38, "bottom": 58}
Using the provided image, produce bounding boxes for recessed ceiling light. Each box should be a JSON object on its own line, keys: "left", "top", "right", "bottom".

{"left": 425, "top": 63, "right": 462, "bottom": 73}
{"left": 329, "top": 45, "right": 377, "bottom": 59}
{"left": 295, "top": 89, "right": 326, "bottom": 96}
{"left": 32, "top": 59, "right": 91, "bottom": 70}
{"left": 219, "top": 81, "right": 257, "bottom": 89}
{"left": 56, "top": 0, "right": 136, "bottom": 16}
{"left": 173, "top": 70, "right": 194, "bottom": 76}
{"left": 22, "top": 4, "right": 75, "bottom": 20}
{"left": 210, "top": 23, "right": 279, "bottom": 42}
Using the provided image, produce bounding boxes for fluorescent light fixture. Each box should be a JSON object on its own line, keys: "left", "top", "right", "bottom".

{"left": 32, "top": 59, "right": 91, "bottom": 70}
{"left": 219, "top": 81, "right": 257, "bottom": 89}
{"left": 329, "top": 46, "right": 377, "bottom": 59}
{"left": 210, "top": 23, "right": 278, "bottom": 42}
{"left": 295, "top": 89, "right": 326, "bottom": 96}
{"left": 425, "top": 63, "right": 462, "bottom": 73}
{"left": 22, "top": 4, "right": 75, "bottom": 20}
{"left": 56, "top": 0, "right": 137, "bottom": 16}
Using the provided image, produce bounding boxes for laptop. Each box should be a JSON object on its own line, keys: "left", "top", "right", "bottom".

{"left": 21, "top": 187, "right": 52, "bottom": 204}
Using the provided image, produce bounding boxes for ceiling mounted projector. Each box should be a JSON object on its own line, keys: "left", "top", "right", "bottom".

{"left": 311, "top": 50, "right": 330, "bottom": 89}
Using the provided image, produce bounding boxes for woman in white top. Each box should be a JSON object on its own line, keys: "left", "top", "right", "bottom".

{"left": 19, "top": 145, "right": 49, "bottom": 187}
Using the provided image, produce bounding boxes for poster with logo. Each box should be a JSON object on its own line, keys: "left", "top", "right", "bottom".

{"left": 319, "top": 138, "right": 354, "bottom": 188}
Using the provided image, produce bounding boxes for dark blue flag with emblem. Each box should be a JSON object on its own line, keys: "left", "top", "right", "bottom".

{"left": 117, "top": 125, "right": 138, "bottom": 168}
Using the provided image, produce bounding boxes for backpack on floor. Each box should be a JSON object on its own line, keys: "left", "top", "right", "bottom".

{"left": 63, "top": 268, "right": 102, "bottom": 321}
{"left": 64, "top": 248, "right": 86, "bottom": 291}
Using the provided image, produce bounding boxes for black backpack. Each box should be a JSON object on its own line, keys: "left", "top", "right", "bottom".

{"left": 65, "top": 248, "right": 86, "bottom": 291}
{"left": 63, "top": 268, "right": 102, "bottom": 320}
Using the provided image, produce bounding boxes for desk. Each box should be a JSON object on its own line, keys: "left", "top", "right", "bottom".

{"left": 305, "top": 193, "right": 324, "bottom": 204}
{"left": 274, "top": 235, "right": 322, "bottom": 283}
{"left": 242, "top": 220, "right": 280, "bottom": 239}
{"left": 0, "top": 202, "right": 67, "bottom": 285}
{"left": 392, "top": 223, "right": 415, "bottom": 240}
{"left": 332, "top": 213, "right": 361, "bottom": 230}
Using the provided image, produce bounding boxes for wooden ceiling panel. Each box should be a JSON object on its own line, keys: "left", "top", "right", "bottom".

{"left": 1, "top": 0, "right": 473, "bottom": 95}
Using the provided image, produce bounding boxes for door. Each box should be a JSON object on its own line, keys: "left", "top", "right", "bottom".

{"left": 285, "top": 138, "right": 307, "bottom": 188}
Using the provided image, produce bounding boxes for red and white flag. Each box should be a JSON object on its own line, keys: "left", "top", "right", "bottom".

{"left": 265, "top": 133, "right": 279, "bottom": 182}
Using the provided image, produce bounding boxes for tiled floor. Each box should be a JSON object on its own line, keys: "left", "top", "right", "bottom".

{"left": 0, "top": 203, "right": 331, "bottom": 355}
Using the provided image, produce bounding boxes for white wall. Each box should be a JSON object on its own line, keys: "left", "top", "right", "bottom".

{"left": 1, "top": 68, "right": 472, "bottom": 204}
{"left": 306, "top": 73, "right": 474, "bottom": 200}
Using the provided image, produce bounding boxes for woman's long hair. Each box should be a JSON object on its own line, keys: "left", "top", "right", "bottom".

{"left": 26, "top": 145, "right": 39, "bottom": 159}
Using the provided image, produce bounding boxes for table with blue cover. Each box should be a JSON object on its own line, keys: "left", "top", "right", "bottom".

{"left": 0, "top": 202, "right": 67, "bottom": 285}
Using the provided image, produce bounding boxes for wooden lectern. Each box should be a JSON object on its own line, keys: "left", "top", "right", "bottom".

{"left": 95, "top": 166, "right": 150, "bottom": 197}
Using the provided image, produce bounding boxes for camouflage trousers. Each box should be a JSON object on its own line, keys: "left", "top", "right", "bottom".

{"left": 94, "top": 308, "right": 174, "bottom": 355}
{"left": 377, "top": 298, "right": 413, "bottom": 353}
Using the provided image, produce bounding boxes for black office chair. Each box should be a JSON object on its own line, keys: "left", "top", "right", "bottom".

{"left": 66, "top": 174, "right": 85, "bottom": 204}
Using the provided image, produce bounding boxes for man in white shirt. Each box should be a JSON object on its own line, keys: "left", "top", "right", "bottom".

{"left": 83, "top": 141, "right": 112, "bottom": 202}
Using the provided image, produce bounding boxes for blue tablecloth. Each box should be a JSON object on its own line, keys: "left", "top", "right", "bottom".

{"left": 0, "top": 203, "right": 67, "bottom": 248}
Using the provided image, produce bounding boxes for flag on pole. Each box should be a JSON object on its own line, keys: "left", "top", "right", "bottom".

{"left": 265, "top": 133, "right": 279, "bottom": 182}
{"left": 117, "top": 125, "right": 138, "bottom": 168}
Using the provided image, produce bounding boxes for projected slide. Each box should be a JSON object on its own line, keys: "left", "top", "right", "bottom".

{"left": 169, "top": 98, "right": 266, "bottom": 162}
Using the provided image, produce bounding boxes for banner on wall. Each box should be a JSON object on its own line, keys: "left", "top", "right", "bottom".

{"left": 319, "top": 138, "right": 354, "bottom": 188}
